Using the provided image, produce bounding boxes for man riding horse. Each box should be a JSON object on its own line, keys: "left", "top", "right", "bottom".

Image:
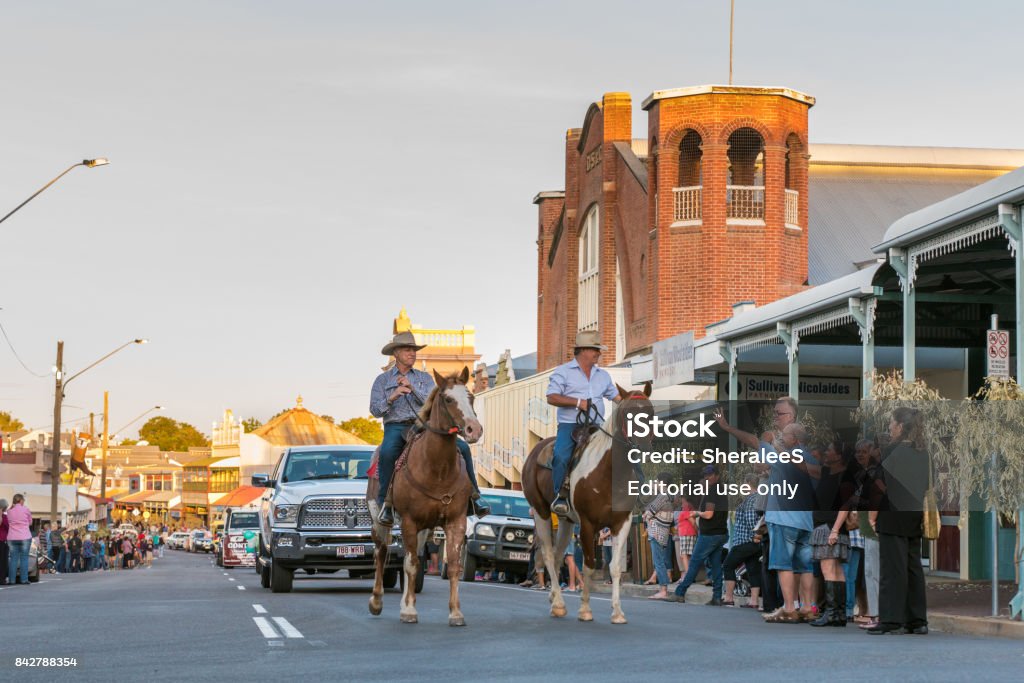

{"left": 546, "top": 330, "right": 622, "bottom": 515}
{"left": 370, "top": 330, "right": 489, "bottom": 525}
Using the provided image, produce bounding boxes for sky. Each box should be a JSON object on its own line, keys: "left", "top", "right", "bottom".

{"left": 2, "top": 0, "right": 1024, "bottom": 440}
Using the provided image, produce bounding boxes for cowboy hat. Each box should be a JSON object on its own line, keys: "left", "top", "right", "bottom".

{"left": 573, "top": 330, "right": 607, "bottom": 351}
{"left": 381, "top": 330, "right": 426, "bottom": 355}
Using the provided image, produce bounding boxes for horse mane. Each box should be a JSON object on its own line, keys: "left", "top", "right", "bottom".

{"left": 417, "top": 386, "right": 440, "bottom": 424}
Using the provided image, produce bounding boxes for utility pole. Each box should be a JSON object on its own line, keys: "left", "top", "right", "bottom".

{"left": 101, "top": 391, "right": 109, "bottom": 522}
{"left": 49, "top": 341, "right": 64, "bottom": 527}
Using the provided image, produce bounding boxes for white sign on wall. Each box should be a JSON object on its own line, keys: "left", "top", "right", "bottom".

{"left": 987, "top": 329, "right": 1010, "bottom": 378}
{"left": 651, "top": 332, "right": 694, "bottom": 389}
{"left": 717, "top": 373, "right": 860, "bottom": 401}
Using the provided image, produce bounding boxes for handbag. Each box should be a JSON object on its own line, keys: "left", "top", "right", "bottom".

{"left": 922, "top": 454, "right": 941, "bottom": 541}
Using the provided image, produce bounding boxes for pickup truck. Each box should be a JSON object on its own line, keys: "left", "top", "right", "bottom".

{"left": 254, "top": 444, "right": 412, "bottom": 593}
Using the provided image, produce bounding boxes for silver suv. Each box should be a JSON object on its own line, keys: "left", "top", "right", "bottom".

{"left": 254, "top": 444, "right": 408, "bottom": 593}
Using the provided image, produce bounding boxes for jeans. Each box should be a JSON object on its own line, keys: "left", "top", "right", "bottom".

{"left": 674, "top": 534, "right": 727, "bottom": 600}
{"left": 376, "top": 422, "right": 477, "bottom": 505}
{"left": 551, "top": 423, "right": 577, "bottom": 496}
{"left": 8, "top": 540, "right": 30, "bottom": 585}
{"left": 843, "top": 546, "right": 863, "bottom": 617}
{"left": 649, "top": 538, "right": 672, "bottom": 586}
{"left": 0, "top": 541, "right": 8, "bottom": 584}
{"left": 58, "top": 548, "right": 69, "bottom": 573}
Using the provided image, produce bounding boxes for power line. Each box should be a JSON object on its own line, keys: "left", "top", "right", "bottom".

{"left": 0, "top": 318, "right": 49, "bottom": 378}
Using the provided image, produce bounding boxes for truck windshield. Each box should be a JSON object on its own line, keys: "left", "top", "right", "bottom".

{"left": 282, "top": 449, "right": 374, "bottom": 482}
{"left": 228, "top": 512, "right": 260, "bottom": 529}
{"left": 480, "top": 494, "right": 532, "bottom": 518}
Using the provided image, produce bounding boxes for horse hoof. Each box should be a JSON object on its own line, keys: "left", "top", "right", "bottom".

{"left": 550, "top": 605, "right": 567, "bottom": 618}
{"left": 449, "top": 616, "right": 466, "bottom": 627}
{"left": 400, "top": 614, "right": 418, "bottom": 624}
{"left": 368, "top": 598, "right": 382, "bottom": 616}
{"left": 611, "top": 614, "right": 628, "bottom": 625}
{"left": 578, "top": 611, "right": 593, "bottom": 622}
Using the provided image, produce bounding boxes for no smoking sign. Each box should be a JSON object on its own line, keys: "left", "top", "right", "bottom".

{"left": 987, "top": 329, "right": 1010, "bottom": 378}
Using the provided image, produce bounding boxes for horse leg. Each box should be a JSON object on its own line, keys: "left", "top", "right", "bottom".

{"left": 549, "top": 521, "right": 573, "bottom": 618}
{"left": 577, "top": 519, "right": 596, "bottom": 622}
{"left": 531, "top": 514, "right": 563, "bottom": 618}
{"left": 399, "top": 522, "right": 420, "bottom": 624}
{"left": 445, "top": 516, "right": 468, "bottom": 627}
{"left": 609, "top": 521, "right": 631, "bottom": 624}
{"left": 368, "top": 524, "right": 387, "bottom": 616}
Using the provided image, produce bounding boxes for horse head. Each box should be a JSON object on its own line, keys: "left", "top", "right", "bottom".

{"left": 613, "top": 380, "right": 654, "bottom": 447}
{"left": 427, "top": 366, "right": 483, "bottom": 444}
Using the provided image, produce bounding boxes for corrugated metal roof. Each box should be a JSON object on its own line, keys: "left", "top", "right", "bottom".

{"left": 253, "top": 406, "right": 367, "bottom": 447}
{"left": 807, "top": 165, "right": 1009, "bottom": 284}
{"left": 212, "top": 486, "right": 265, "bottom": 508}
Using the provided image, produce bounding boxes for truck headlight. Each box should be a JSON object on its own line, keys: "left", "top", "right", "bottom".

{"left": 273, "top": 504, "right": 299, "bottom": 526}
{"left": 475, "top": 523, "right": 495, "bottom": 538}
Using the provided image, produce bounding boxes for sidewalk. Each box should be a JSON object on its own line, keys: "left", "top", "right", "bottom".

{"left": 591, "top": 574, "right": 1024, "bottom": 639}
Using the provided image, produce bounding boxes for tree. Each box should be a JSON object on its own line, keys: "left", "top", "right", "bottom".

{"left": 139, "top": 416, "right": 210, "bottom": 451}
{"left": 320, "top": 414, "right": 336, "bottom": 425}
{"left": 339, "top": 416, "right": 384, "bottom": 445}
{"left": 0, "top": 411, "right": 24, "bottom": 432}
{"left": 242, "top": 417, "right": 262, "bottom": 433}
{"left": 119, "top": 438, "right": 139, "bottom": 446}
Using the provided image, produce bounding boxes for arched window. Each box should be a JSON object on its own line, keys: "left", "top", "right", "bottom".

{"left": 727, "top": 127, "right": 765, "bottom": 220}
{"left": 785, "top": 133, "right": 803, "bottom": 228}
{"left": 673, "top": 131, "right": 702, "bottom": 222}
{"left": 577, "top": 207, "right": 599, "bottom": 332}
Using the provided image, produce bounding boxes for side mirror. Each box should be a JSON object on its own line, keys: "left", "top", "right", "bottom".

{"left": 251, "top": 474, "right": 269, "bottom": 487}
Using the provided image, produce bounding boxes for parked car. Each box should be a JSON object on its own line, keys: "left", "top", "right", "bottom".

{"left": 186, "top": 529, "right": 211, "bottom": 553}
{"left": 442, "top": 487, "right": 535, "bottom": 582}
{"left": 167, "top": 532, "right": 190, "bottom": 550}
{"left": 254, "top": 444, "right": 411, "bottom": 593}
{"left": 218, "top": 508, "right": 260, "bottom": 568}
{"left": 194, "top": 531, "right": 214, "bottom": 553}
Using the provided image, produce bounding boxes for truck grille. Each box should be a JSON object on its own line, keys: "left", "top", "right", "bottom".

{"left": 300, "top": 498, "right": 373, "bottom": 529}
{"left": 500, "top": 525, "right": 533, "bottom": 547}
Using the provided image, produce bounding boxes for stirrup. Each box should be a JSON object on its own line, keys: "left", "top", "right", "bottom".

{"left": 377, "top": 503, "right": 395, "bottom": 526}
{"left": 551, "top": 496, "right": 570, "bottom": 516}
{"left": 471, "top": 495, "right": 490, "bottom": 517}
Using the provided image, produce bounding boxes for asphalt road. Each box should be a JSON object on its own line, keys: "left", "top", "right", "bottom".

{"left": 1, "top": 550, "right": 1022, "bottom": 682}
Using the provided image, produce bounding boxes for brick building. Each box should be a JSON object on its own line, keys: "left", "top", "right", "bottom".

{"left": 536, "top": 84, "right": 1024, "bottom": 373}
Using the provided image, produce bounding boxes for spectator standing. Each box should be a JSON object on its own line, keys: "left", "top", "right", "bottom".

{"left": 722, "top": 474, "right": 763, "bottom": 608}
{"left": 68, "top": 530, "right": 83, "bottom": 572}
{"left": 51, "top": 524, "right": 68, "bottom": 573}
{"left": 0, "top": 499, "right": 9, "bottom": 586}
{"left": 83, "top": 535, "right": 95, "bottom": 571}
{"left": 599, "top": 527, "right": 614, "bottom": 583}
{"left": 671, "top": 466, "right": 729, "bottom": 605}
{"left": 675, "top": 498, "right": 697, "bottom": 576}
{"left": 108, "top": 534, "right": 119, "bottom": 571}
{"left": 809, "top": 440, "right": 854, "bottom": 627}
{"left": 6, "top": 493, "right": 33, "bottom": 586}
{"left": 643, "top": 477, "right": 676, "bottom": 600}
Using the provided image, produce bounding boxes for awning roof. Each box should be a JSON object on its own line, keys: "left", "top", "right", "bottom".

{"left": 184, "top": 456, "right": 236, "bottom": 468}
{"left": 120, "top": 490, "right": 157, "bottom": 504}
{"left": 875, "top": 164, "right": 1024, "bottom": 252}
{"left": 712, "top": 263, "right": 881, "bottom": 341}
{"left": 212, "top": 486, "right": 265, "bottom": 508}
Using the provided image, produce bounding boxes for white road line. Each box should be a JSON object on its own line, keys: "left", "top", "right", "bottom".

{"left": 253, "top": 604, "right": 267, "bottom": 614}
{"left": 253, "top": 616, "right": 280, "bottom": 638}
{"left": 228, "top": 578, "right": 235, "bottom": 581}
{"left": 238, "top": 586, "right": 246, "bottom": 590}
{"left": 272, "top": 617, "right": 304, "bottom": 638}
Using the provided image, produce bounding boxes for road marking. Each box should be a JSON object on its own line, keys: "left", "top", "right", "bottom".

{"left": 253, "top": 604, "right": 267, "bottom": 614}
{"left": 253, "top": 616, "right": 280, "bottom": 638}
{"left": 228, "top": 578, "right": 235, "bottom": 581}
{"left": 272, "top": 617, "right": 304, "bottom": 638}
{"left": 223, "top": 572, "right": 228, "bottom": 576}
{"left": 238, "top": 586, "right": 246, "bottom": 590}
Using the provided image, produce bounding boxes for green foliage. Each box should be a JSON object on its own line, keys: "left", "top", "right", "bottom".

{"left": 339, "top": 416, "right": 384, "bottom": 445}
{"left": 118, "top": 438, "right": 139, "bottom": 446}
{"left": 241, "top": 417, "right": 262, "bottom": 433}
{"left": 320, "top": 414, "right": 336, "bottom": 425}
{"left": 0, "top": 411, "right": 24, "bottom": 432}
{"left": 139, "top": 416, "right": 210, "bottom": 451}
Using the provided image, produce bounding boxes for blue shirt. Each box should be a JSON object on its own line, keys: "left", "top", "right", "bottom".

{"left": 761, "top": 440, "right": 816, "bottom": 531}
{"left": 546, "top": 358, "right": 619, "bottom": 425}
{"left": 369, "top": 366, "right": 436, "bottom": 424}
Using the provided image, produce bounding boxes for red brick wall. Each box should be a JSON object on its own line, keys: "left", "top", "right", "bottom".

{"left": 536, "top": 194, "right": 565, "bottom": 371}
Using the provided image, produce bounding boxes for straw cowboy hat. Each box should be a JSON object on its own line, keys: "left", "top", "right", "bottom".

{"left": 573, "top": 330, "right": 607, "bottom": 351}
{"left": 381, "top": 330, "right": 426, "bottom": 355}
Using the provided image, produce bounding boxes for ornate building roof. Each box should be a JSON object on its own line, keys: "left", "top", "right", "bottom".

{"left": 251, "top": 396, "right": 367, "bottom": 447}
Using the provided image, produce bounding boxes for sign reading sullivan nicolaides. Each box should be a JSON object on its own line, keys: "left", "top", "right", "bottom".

{"left": 716, "top": 373, "right": 859, "bottom": 400}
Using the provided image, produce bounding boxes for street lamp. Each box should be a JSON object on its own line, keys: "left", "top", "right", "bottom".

{"left": 0, "top": 158, "right": 110, "bottom": 226}
{"left": 102, "top": 404, "right": 163, "bottom": 501}
{"left": 50, "top": 338, "right": 146, "bottom": 527}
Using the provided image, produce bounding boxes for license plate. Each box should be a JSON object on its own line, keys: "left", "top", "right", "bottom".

{"left": 336, "top": 545, "right": 364, "bottom": 558}
{"left": 508, "top": 551, "right": 530, "bottom": 561}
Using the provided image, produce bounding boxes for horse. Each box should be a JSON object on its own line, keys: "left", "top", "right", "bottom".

{"left": 366, "top": 366, "right": 482, "bottom": 626}
{"left": 522, "top": 381, "right": 653, "bottom": 624}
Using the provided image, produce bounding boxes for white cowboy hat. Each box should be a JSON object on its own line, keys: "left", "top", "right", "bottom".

{"left": 573, "top": 330, "right": 607, "bottom": 351}
{"left": 381, "top": 331, "right": 426, "bottom": 355}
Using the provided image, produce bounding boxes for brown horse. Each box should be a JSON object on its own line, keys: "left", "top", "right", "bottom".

{"left": 522, "top": 382, "right": 652, "bottom": 624}
{"left": 366, "top": 366, "right": 482, "bottom": 626}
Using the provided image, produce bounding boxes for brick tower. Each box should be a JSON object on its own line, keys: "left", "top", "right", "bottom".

{"left": 643, "top": 85, "right": 814, "bottom": 340}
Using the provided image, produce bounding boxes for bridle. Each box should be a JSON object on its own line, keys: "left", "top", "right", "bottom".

{"left": 576, "top": 393, "right": 650, "bottom": 451}
{"left": 407, "top": 386, "right": 466, "bottom": 437}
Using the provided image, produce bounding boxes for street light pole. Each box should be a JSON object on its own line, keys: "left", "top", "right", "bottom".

{"left": 0, "top": 158, "right": 109, "bottom": 227}
{"left": 49, "top": 338, "right": 147, "bottom": 529}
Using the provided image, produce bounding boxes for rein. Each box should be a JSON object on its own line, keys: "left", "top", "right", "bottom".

{"left": 401, "top": 388, "right": 466, "bottom": 509}
{"left": 407, "top": 390, "right": 462, "bottom": 436}
{"left": 577, "top": 394, "right": 649, "bottom": 451}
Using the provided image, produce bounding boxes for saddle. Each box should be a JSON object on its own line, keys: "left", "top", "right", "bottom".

{"left": 367, "top": 427, "right": 428, "bottom": 480}
{"left": 537, "top": 425, "right": 599, "bottom": 483}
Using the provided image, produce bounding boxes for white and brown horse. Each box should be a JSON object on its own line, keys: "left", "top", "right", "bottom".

{"left": 522, "top": 382, "right": 652, "bottom": 624}
{"left": 366, "top": 366, "right": 482, "bottom": 626}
